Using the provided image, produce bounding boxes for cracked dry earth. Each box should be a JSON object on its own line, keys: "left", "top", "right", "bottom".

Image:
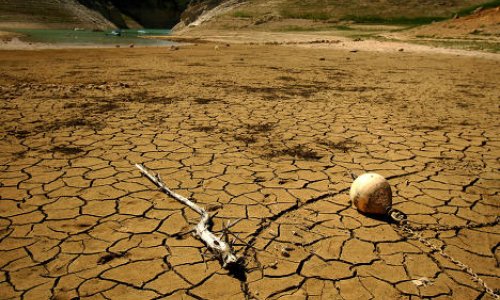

{"left": 0, "top": 44, "right": 499, "bottom": 300}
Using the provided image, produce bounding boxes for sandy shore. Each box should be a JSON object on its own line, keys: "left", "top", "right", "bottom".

{"left": 0, "top": 43, "right": 499, "bottom": 299}
{"left": 1, "top": 27, "right": 499, "bottom": 61}
{"left": 157, "top": 30, "right": 500, "bottom": 60}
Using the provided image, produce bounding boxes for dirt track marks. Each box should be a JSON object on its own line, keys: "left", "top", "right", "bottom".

{"left": 0, "top": 45, "right": 499, "bottom": 299}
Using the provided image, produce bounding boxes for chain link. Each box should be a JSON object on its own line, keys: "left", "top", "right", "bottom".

{"left": 394, "top": 213, "right": 499, "bottom": 232}
{"left": 389, "top": 209, "right": 499, "bottom": 299}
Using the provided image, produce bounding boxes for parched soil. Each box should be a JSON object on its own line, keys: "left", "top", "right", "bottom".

{"left": 0, "top": 44, "right": 499, "bottom": 299}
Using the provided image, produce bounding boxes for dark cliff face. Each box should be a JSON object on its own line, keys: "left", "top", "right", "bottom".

{"left": 111, "top": 0, "right": 189, "bottom": 28}
{"left": 78, "top": 0, "right": 190, "bottom": 28}
{"left": 77, "top": 0, "right": 128, "bottom": 28}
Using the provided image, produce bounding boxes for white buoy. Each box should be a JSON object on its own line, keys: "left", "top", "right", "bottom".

{"left": 350, "top": 173, "right": 392, "bottom": 214}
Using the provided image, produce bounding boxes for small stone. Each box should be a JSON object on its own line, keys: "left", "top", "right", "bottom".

{"left": 268, "top": 261, "right": 278, "bottom": 269}
{"left": 412, "top": 277, "right": 433, "bottom": 287}
{"left": 281, "top": 249, "right": 290, "bottom": 257}
{"left": 206, "top": 203, "right": 223, "bottom": 212}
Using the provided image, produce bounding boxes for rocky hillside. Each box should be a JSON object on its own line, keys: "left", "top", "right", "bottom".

{"left": 225, "top": 0, "right": 496, "bottom": 22}
{"left": 174, "top": 0, "right": 500, "bottom": 32}
{"left": 0, "top": 0, "right": 188, "bottom": 30}
{"left": 0, "top": 0, "right": 115, "bottom": 29}
{"left": 0, "top": 0, "right": 497, "bottom": 31}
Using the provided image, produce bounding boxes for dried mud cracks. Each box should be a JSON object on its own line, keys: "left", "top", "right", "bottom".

{"left": 0, "top": 46, "right": 499, "bottom": 299}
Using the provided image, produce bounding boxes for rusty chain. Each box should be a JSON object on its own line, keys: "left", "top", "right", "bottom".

{"left": 389, "top": 209, "right": 500, "bottom": 299}
{"left": 391, "top": 210, "right": 500, "bottom": 232}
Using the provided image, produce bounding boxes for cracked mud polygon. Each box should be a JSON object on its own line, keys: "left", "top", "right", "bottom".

{"left": 0, "top": 44, "right": 499, "bottom": 299}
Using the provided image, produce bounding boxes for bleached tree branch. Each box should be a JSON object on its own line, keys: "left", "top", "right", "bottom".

{"left": 135, "top": 164, "right": 239, "bottom": 268}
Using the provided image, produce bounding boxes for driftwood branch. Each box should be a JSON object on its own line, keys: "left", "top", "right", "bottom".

{"left": 135, "top": 164, "right": 239, "bottom": 268}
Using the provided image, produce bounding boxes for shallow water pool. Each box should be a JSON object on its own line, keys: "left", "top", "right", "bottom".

{"left": 12, "top": 28, "right": 175, "bottom": 47}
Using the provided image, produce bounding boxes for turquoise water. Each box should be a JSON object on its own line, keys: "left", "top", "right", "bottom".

{"left": 12, "top": 29, "right": 175, "bottom": 47}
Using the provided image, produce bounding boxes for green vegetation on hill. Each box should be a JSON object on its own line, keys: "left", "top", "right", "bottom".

{"left": 338, "top": 16, "right": 447, "bottom": 25}
{"left": 455, "top": 0, "right": 500, "bottom": 16}
{"left": 233, "top": 0, "right": 498, "bottom": 25}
